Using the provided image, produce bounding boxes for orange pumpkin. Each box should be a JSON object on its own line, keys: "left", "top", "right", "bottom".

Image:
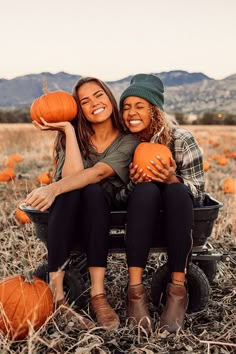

{"left": 0, "top": 168, "right": 16, "bottom": 182}
{"left": 30, "top": 90, "right": 78, "bottom": 123}
{"left": 133, "top": 142, "right": 173, "bottom": 177}
{"left": 223, "top": 178, "right": 236, "bottom": 194}
{"left": 217, "top": 157, "right": 228, "bottom": 166}
{"left": 3, "top": 157, "right": 15, "bottom": 168}
{"left": 209, "top": 139, "right": 220, "bottom": 147}
{"left": 15, "top": 202, "right": 31, "bottom": 224}
{"left": 203, "top": 161, "right": 211, "bottom": 172}
{"left": 37, "top": 172, "right": 52, "bottom": 185}
{"left": 10, "top": 153, "right": 23, "bottom": 163}
{"left": 225, "top": 152, "right": 236, "bottom": 159}
{"left": 0, "top": 275, "right": 53, "bottom": 340}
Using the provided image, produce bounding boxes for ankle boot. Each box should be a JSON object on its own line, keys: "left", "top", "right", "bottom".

{"left": 90, "top": 293, "right": 120, "bottom": 330}
{"left": 55, "top": 298, "right": 95, "bottom": 330}
{"left": 127, "top": 284, "right": 153, "bottom": 334}
{"left": 159, "top": 283, "right": 188, "bottom": 333}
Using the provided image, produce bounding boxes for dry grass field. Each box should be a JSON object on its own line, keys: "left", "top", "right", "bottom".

{"left": 0, "top": 124, "right": 235, "bottom": 353}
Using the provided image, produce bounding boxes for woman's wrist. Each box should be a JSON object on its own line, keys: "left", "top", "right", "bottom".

{"left": 64, "top": 123, "right": 75, "bottom": 135}
{"left": 167, "top": 174, "right": 181, "bottom": 184}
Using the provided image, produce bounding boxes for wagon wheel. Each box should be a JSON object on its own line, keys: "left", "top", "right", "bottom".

{"left": 151, "top": 262, "right": 210, "bottom": 313}
{"left": 192, "top": 259, "right": 217, "bottom": 284}
{"left": 33, "top": 261, "right": 88, "bottom": 308}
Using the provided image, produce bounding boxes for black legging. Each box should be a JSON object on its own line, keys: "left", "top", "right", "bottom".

{"left": 126, "top": 182, "right": 193, "bottom": 273}
{"left": 47, "top": 184, "right": 112, "bottom": 272}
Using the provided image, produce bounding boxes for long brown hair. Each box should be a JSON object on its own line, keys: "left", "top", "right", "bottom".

{"left": 53, "top": 77, "right": 124, "bottom": 164}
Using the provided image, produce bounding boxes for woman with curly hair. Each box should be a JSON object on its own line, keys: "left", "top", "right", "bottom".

{"left": 119, "top": 74, "right": 205, "bottom": 334}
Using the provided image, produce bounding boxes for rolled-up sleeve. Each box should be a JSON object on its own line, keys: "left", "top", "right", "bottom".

{"left": 173, "top": 130, "right": 205, "bottom": 203}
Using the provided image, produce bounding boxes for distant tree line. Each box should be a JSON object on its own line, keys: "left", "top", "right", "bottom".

{"left": 0, "top": 106, "right": 235, "bottom": 125}
{"left": 0, "top": 106, "right": 31, "bottom": 123}
{"left": 173, "top": 112, "right": 236, "bottom": 125}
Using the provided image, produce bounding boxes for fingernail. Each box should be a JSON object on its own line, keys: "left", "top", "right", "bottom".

{"left": 150, "top": 160, "right": 154, "bottom": 163}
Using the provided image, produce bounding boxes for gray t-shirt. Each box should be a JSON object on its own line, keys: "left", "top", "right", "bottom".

{"left": 54, "top": 133, "right": 140, "bottom": 203}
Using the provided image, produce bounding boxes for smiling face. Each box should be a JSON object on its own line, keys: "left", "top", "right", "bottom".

{"left": 77, "top": 81, "right": 113, "bottom": 125}
{"left": 122, "top": 96, "right": 152, "bottom": 134}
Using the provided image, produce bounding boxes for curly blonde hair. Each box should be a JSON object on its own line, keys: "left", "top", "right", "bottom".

{"left": 135, "top": 106, "right": 178, "bottom": 146}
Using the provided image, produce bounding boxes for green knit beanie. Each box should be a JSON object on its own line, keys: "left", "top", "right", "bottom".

{"left": 119, "top": 73, "right": 164, "bottom": 111}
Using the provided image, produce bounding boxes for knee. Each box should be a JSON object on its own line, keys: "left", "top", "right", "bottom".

{"left": 54, "top": 189, "right": 81, "bottom": 205}
{"left": 83, "top": 184, "right": 103, "bottom": 196}
{"left": 129, "top": 182, "right": 161, "bottom": 206}
{"left": 164, "top": 183, "right": 192, "bottom": 205}
{"left": 134, "top": 182, "right": 160, "bottom": 194}
{"left": 82, "top": 184, "right": 109, "bottom": 208}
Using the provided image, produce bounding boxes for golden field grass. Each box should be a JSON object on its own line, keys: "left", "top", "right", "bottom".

{"left": 0, "top": 124, "right": 235, "bottom": 353}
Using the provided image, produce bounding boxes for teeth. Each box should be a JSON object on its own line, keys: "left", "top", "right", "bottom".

{"left": 93, "top": 108, "right": 104, "bottom": 115}
{"left": 129, "top": 120, "right": 142, "bottom": 126}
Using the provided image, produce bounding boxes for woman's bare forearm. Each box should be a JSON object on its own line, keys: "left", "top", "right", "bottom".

{"left": 25, "top": 162, "right": 114, "bottom": 211}
{"left": 62, "top": 125, "right": 84, "bottom": 177}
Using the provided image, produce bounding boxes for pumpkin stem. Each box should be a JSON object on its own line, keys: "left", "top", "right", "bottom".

{"left": 43, "top": 78, "right": 48, "bottom": 94}
{"left": 150, "top": 126, "right": 164, "bottom": 143}
{"left": 24, "top": 271, "right": 34, "bottom": 283}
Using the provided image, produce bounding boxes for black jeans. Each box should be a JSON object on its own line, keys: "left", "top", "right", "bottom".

{"left": 126, "top": 182, "right": 193, "bottom": 273}
{"left": 47, "top": 184, "right": 112, "bottom": 272}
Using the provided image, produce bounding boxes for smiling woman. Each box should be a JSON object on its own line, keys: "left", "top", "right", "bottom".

{"left": 24, "top": 76, "right": 140, "bottom": 331}
{"left": 118, "top": 73, "right": 205, "bottom": 334}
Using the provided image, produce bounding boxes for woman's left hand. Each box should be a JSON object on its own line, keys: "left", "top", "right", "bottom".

{"left": 146, "top": 156, "right": 179, "bottom": 183}
{"left": 24, "top": 185, "right": 57, "bottom": 211}
{"left": 129, "top": 162, "right": 152, "bottom": 184}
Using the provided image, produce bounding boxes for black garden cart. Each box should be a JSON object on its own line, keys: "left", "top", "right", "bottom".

{"left": 20, "top": 194, "right": 224, "bottom": 313}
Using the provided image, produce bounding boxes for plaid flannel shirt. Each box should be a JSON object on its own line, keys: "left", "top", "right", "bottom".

{"left": 169, "top": 127, "right": 205, "bottom": 205}
{"left": 117, "top": 127, "right": 205, "bottom": 206}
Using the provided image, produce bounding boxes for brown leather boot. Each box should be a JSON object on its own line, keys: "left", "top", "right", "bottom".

{"left": 90, "top": 293, "right": 120, "bottom": 330}
{"left": 55, "top": 299, "right": 95, "bottom": 329}
{"left": 127, "top": 284, "right": 153, "bottom": 334}
{"left": 159, "top": 283, "right": 188, "bottom": 333}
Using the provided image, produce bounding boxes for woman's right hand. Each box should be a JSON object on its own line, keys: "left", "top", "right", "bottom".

{"left": 24, "top": 184, "right": 58, "bottom": 211}
{"left": 32, "top": 117, "right": 73, "bottom": 133}
{"left": 129, "top": 162, "right": 151, "bottom": 184}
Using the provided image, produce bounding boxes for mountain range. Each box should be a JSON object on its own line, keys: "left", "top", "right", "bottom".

{"left": 0, "top": 70, "right": 235, "bottom": 114}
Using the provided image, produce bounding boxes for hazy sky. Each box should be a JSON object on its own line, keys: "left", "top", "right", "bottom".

{"left": 1, "top": 0, "right": 235, "bottom": 81}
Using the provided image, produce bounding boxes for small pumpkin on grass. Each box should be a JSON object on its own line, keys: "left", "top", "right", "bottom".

{"left": 9, "top": 153, "right": 23, "bottom": 163}
{"left": 30, "top": 90, "right": 78, "bottom": 123}
{"left": 0, "top": 274, "right": 53, "bottom": 340}
{"left": 3, "top": 154, "right": 23, "bottom": 168}
{"left": 0, "top": 168, "right": 16, "bottom": 182}
{"left": 3, "top": 157, "right": 15, "bottom": 168}
{"left": 37, "top": 171, "right": 53, "bottom": 185}
{"left": 217, "top": 157, "right": 228, "bottom": 166}
{"left": 223, "top": 178, "right": 236, "bottom": 194}
{"left": 203, "top": 161, "right": 211, "bottom": 172}
{"left": 133, "top": 142, "right": 173, "bottom": 178}
{"left": 15, "top": 201, "right": 31, "bottom": 224}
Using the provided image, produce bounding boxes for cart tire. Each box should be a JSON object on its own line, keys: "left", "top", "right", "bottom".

{"left": 151, "top": 263, "right": 210, "bottom": 313}
{"left": 33, "top": 262, "right": 88, "bottom": 308}
{"left": 193, "top": 260, "right": 217, "bottom": 284}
